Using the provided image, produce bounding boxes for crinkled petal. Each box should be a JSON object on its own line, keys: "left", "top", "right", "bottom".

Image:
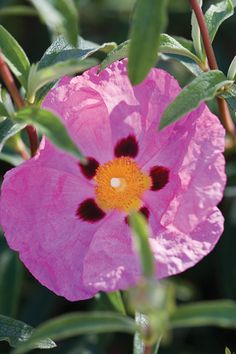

{"left": 143, "top": 104, "right": 226, "bottom": 233}
{"left": 149, "top": 207, "right": 224, "bottom": 277}
{"left": 83, "top": 211, "right": 139, "bottom": 292}
{"left": 43, "top": 81, "right": 113, "bottom": 163}
{"left": 0, "top": 163, "right": 104, "bottom": 301}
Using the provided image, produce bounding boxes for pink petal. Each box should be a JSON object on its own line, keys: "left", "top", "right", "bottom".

{"left": 83, "top": 211, "right": 139, "bottom": 292}
{"left": 149, "top": 207, "right": 224, "bottom": 278}
{"left": 0, "top": 163, "right": 103, "bottom": 301}
{"left": 143, "top": 104, "right": 226, "bottom": 233}
{"left": 43, "top": 81, "right": 113, "bottom": 163}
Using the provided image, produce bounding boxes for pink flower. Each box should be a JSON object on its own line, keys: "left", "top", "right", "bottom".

{"left": 0, "top": 60, "right": 226, "bottom": 301}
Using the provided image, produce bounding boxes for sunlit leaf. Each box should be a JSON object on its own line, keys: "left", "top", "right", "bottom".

{"left": 0, "top": 25, "right": 30, "bottom": 88}
{"left": 205, "top": 0, "right": 234, "bottom": 42}
{"left": 0, "top": 118, "right": 25, "bottom": 151}
{"left": 0, "top": 6, "right": 37, "bottom": 17}
{"left": 39, "top": 35, "right": 116, "bottom": 69}
{"left": 0, "top": 314, "right": 56, "bottom": 349}
{"left": 160, "top": 70, "right": 233, "bottom": 129}
{"left": 12, "top": 312, "right": 136, "bottom": 354}
{"left": 27, "top": 58, "right": 97, "bottom": 102}
{"left": 128, "top": 0, "right": 168, "bottom": 84}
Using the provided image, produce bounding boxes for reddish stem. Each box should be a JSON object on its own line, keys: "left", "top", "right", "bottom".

{"left": 189, "top": 0, "right": 236, "bottom": 141}
{"left": 144, "top": 346, "right": 152, "bottom": 354}
{"left": 0, "top": 54, "right": 38, "bottom": 156}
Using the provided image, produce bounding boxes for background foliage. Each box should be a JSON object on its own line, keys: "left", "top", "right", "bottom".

{"left": 0, "top": 0, "right": 236, "bottom": 353}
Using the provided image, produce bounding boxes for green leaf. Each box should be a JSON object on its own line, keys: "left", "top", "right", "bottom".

{"left": 0, "top": 152, "right": 23, "bottom": 166}
{"left": 39, "top": 35, "right": 116, "bottom": 69}
{"left": 158, "top": 34, "right": 200, "bottom": 63}
{"left": 191, "top": 0, "right": 204, "bottom": 60}
{"left": 52, "top": 0, "right": 79, "bottom": 47}
{"left": 100, "top": 35, "right": 200, "bottom": 73}
{"left": 106, "top": 292, "right": 126, "bottom": 315}
{"left": 27, "top": 58, "right": 97, "bottom": 102}
{"left": 128, "top": 0, "right": 168, "bottom": 85}
{"left": 0, "top": 118, "right": 25, "bottom": 151}
{"left": 129, "top": 212, "right": 155, "bottom": 278}
{"left": 170, "top": 300, "right": 236, "bottom": 329}
{"left": 99, "top": 40, "right": 129, "bottom": 72}
{"left": 159, "top": 70, "right": 233, "bottom": 130}
{"left": 205, "top": 0, "right": 234, "bottom": 42}
{"left": 0, "top": 25, "right": 30, "bottom": 88}
{"left": 0, "top": 6, "right": 37, "bottom": 17}
{"left": 221, "top": 84, "right": 236, "bottom": 113}
{"left": 16, "top": 107, "right": 85, "bottom": 161}
{"left": 227, "top": 55, "right": 236, "bottom": 80}
{"left": 160, "top": 53, "right": 203, "bottom": 76}
{"left": 0, "top": 314, "right": 56, "bottom": 349}
{"left": 225, "top": 347, "right": 232, "bottom": 354}
{"left": 0, "top": 246, "right": 23, "bottom": 317}
{"left": 0, "top": 102, "right": 8, "bottom": 117}
{"left": 12, "top": 312, "right": 136, "bottom": 354}
{"left": 29, "top": 0, "right": 79, "bottom": 46}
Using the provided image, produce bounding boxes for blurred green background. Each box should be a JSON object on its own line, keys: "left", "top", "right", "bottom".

{"left": 0, "top": 0, "right": 236, "bottom": 353}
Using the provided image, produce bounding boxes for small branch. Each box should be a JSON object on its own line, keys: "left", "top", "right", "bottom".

{"left": 189, "top": 0, "right": 236, "bottom": 142}
{"left": 0, "top": 54, "right": 38, "bottom": 156}
{"left": 144, "top": 345, "right": 152, "bottom": 354}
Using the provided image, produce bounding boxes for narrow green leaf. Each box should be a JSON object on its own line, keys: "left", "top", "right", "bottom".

{"left": 128, "top": 0, "right": 168, "bottom": 85}
{"left": 225, "top": 347, "right": 232, "bottom": 354}
{"left": 160, "top": 70, "right": 233, "bottom": 130}
{"left": 100, "top": 41, "right": 129, "bottom": 72}
{"left": 106, "top": 292, "right": 126, "bottom": 315}
{"left": 0, "top": 314, "right": 56, "bottom": 349}
{"left": 129, "top": 212, "right": 155, "bottom": 278}
{"left": 16, "top": 107, "right": 85, "bottom": 161}
{"left": 170, "top": 300, "right": 236, "bottom": 329}
{"left": 0, "top": 152, "right": 23, "bottom": 166}
{"left": 158, "top": 34, "right": 200, "bottom": 63}
{"left": 52, "top": 0, "right": 79, "bottom": 47}
{"left": 0, "top": 246, "right": 23, "bottom": 317}
{"left": 29, "top": 0, "right": 79, "bottom": 46}
{"left": 160, "top": 53, "right": 203, "bottom": 76}
{"left": 0, "top": 118, "right": 25, "bottom": 151}
{"left": 0, "top": 6, "right": 37, "bottom": 17}
{"left": 205, "top": 0, "right": 234, "bottom": 42}
{"left": 191, "top": 0, "right": 204, "bottom": 60}
{"left": 39, "top": 35, "right": 116, "bottom": 69}
{"left": 100, "top": 35, "right": 200, "bottom": 73}
{"left": 0, "top": 102, "right": 8, "bottom": 117}
{"left": 12, "top": 312, "right": 136, "bottom": 354}
{"left": 227, "top": 55, "right": 236, "bottom": 80}
{"left": 0, "top": 25, "right": 30, "bottom": 88}
{"left": 27, "top": 58, "right": 97, "bottom": 102}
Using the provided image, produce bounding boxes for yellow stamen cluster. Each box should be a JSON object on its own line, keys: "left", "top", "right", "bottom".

{"left": 94, "top": 157, "right": 151, "bottom": 212}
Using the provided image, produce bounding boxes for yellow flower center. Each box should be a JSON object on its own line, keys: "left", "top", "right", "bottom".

{"left": 94, "top": 157, "right": 151, "bottom": 212}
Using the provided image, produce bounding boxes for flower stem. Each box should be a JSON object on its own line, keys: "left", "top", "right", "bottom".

{"left": 189, "top": 0, "right": 236, "bottom": 142}
{"left": 144, "top": 345, "right": 152, "bottom": 354}
{"left": 0, "top": 54, "right": 38, "bottom": 156}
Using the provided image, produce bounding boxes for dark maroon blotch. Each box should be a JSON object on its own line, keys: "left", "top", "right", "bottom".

{"left": 139, "top": 206, "right": 150, "bottom": 220}
{"left": 76, "top": 198, "right": 105, "bottom": 222}
{"left": 150, "top": 166, "right": 169, "bottom": 191}
{"left": 79, "top": 157, "right": 99, "bottom": 179}
{"left": 114, "top": 135, "right": 139, "bottom": 158}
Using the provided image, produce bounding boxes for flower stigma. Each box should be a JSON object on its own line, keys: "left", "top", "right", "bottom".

{"left": 94, "top": 157, "right": 151, "bottom": 213}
